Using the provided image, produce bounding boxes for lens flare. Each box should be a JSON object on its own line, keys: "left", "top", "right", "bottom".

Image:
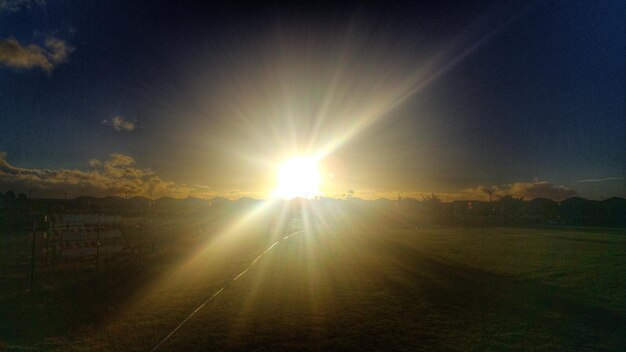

{"left": 273, "top": 157, "right": 321, "bottom": 199}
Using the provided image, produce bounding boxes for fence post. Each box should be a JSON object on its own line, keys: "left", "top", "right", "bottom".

{"left": 96, "top": 215, "right": 101, "bottom": 274}
{"left": 30, "top": 218, "right": 36, "bottom": 293}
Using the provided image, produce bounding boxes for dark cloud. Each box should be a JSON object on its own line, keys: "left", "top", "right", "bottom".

{"left": 351, "top": 180, "right": 577, "bottom": 202}
{"left": 506, "top": 181, "right": 577, "bottom": 201}
{"left": 0, "top": 152, "right": 582, "bottom": 202}
{"left": 0, "top": 152, "right": 215, "bottom": 198}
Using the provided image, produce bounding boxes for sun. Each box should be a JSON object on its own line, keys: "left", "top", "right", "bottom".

{"left": 273, "top": 156, "right": 321, "bottom": 199}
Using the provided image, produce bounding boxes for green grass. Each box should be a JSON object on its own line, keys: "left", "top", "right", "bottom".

{"left": 1, "top": 226, "right": 625, "bottom": 351}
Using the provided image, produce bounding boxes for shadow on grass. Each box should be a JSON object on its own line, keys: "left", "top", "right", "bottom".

{"left": 0, "top": 254, "right": 186, "bottom": 348}
{"left": 372, "top": 238, "right": 626, "bottom": 350}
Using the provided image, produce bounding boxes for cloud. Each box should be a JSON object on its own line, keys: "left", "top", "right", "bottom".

{"left": 0, "top": 155, "right": 580, "bottom": 202}
{"left": 88, "top": 159, "right": 102, "bottom": 168}
{"left": 0, "top": 0, "right": 45, "bottom": 12}
{"left": 0, "top": 152, "right": 217, "bottom": 199}
{"left": 577, "top": 177, "right": 623, "bottom": 183}
{"left": 323, "top": 189, "right": 479, "bottom": 202}
{"left": 453, "top": 181, "right": 576, "bottom": 201}
{"left": 506, "top": 181, "right": 577, "bottom": 201}
{"left": 106, "top": 153, "right": 135, "bottom": 167}
{"left": 346, "top": 180, "right": 577, "bottom": 202}
{"left": 0, "top": 36, "right": 73, "bottom": 71}
{"left": 44, "top": 37, "right": 72, "bottom": 63}
{"left": 103, "top": 116, "right": 136, "bottom": 131}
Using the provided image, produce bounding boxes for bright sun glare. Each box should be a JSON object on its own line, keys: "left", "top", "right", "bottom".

{"left": 273, "top": 157, "right": 321, "bottom": 199}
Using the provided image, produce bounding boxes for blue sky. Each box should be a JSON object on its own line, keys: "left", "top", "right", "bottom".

{"left": 0, "top": 0, "right": 624, "bottom": 200}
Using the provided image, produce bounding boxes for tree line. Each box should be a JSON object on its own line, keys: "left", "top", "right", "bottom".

{"left": 1, "top": 191, "right": 625, "bottom": 230}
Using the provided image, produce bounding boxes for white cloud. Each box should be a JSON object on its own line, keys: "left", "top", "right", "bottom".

{"left": 103, "top": 116, "right": 136, "bottom": 132}
{"left": 577, "top": 177, "right": 623, "bottom": 183}
{"left": 44, "top": 37, "right": 72, "bottom": 63}
{"left": 0, "top": 0, "right": 45, "bottom": 12}
{"left": 88, "top": 159, "right": 102, "bottom": 168}
{"left": 0, "top": 36, "right": 73, "bottom": 71}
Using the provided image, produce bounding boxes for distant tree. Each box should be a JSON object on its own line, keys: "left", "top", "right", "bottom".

{"left": 422, "top": 194, "right": 441, "bottom": 210}
{"left": 605, "top": 198, "right": 626, "bottom": 226}
{"left": 2, "top": 191, "right": 19, "bottom": 229}
{"left": 5, "top": 191, "right": 15, "bottom": 201}
{"left": 422, "top": 193, "right": 441, "bottom": 204}
{"left": 541, "top": 201, "right": 559, "bottom": 223}
{"left": 422, "top": 194, "right": 442, "bottom": 224}
{"left": 496, "top": 194, "right": 525, "bottom": 223}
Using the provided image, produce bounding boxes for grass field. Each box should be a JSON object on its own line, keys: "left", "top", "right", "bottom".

{"left": 1, "top": 225, "right": 625, "bottom": 351}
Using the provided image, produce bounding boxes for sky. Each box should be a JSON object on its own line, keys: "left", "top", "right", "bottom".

{"left": 0, "top": 0, "right": 624, "bottom": 201}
